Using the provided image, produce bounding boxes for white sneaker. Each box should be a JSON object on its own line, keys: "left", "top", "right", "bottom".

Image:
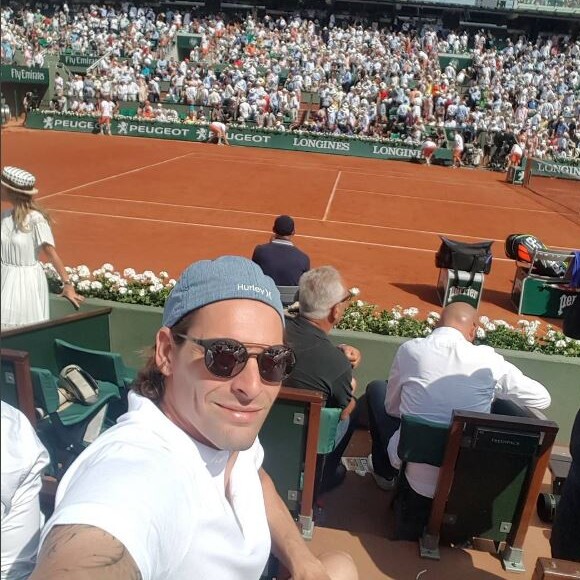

{"left": 367, "top": 454, "right": 397, "bottom": 491}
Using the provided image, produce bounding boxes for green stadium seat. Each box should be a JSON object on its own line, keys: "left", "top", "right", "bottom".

{"left": 54, "top": 338, "right": 136, "bottom": 390}
{"left": 317, "top": 407, "right": 342, "bottom": 455}
{"left": 1, "top": 349, "right": 36, "bottom": 425}
{"left": 420, "top": 408, "right": 558, "bottom": 571}
{"left": 393, "top": 415, "right": 450, "bottom": 541}
{"left": 398, "top": 415, "right": 450, "bottom": 467}
{"left": 54, "top": 338, "right": 136, "bottom": 422}
{"left": 30, "top": 367, "right": 120, "bottom": 475}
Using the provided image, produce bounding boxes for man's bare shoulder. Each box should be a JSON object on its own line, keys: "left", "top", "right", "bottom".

{"left": 32, "top": 524, "right": 141, "bottom": 580}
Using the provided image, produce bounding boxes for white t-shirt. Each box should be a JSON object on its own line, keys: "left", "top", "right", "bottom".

{"left": 385, "top": 327, "right": 551, "bottom": 498}
{"left": 1, "top": 402, "right": 50, "bottom": 580}
{"left": 453, "top": 133, "right": 464, "bottom": 151}
{"left": 40, "top": 393, "right": 271, "bottom": 580}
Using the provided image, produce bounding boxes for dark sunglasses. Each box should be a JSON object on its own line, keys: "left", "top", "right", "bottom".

{"left": 336, "top": 289, "right": 355, "bottom": 306}
{"left": 176, "top": 335, "right": 296, "bottom": 383}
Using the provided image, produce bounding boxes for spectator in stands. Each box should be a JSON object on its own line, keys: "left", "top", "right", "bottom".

{"left": 32, "top": 256, "right": 358, "bottom": 580}
{"left": 550, "top": 408, "right": 580, "bottom": 562}
{"left": 366, "top": 302, "right": 550, "bottom": 527}
{"left": 1, "top": 401, "right": 50, "bottom": 579}
{"left": 283, "top": 266, "right": 361, "bottom": 491}
{"left": 1, "top": 166, "right": 83, "bottom": 329}
{"left": 252, "top": 215, "right": 310, "bottom": 287}
{"left": 2, "top": 5, "right": 579, "bottom": 166}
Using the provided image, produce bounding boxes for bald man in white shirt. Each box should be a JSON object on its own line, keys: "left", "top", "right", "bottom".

{"left": 366, "top": 302, "right": 551, "bottom": 499}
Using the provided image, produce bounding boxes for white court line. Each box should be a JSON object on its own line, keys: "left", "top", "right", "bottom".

{"left": 36, "top": 150, "right": 201, "bottom": 201}
{"left": 55, "top": 193, "right": 577, "bottom": 249}
{"left": 323, "top": 171, "right": 342, "bottom": 221}
{"left": 341, "top": 168, "right": 512, "bottom": 188}
{"left": 49, "top": 208, "right": 516, "bottom": 262}
{"left": 338, "top": 188, "right": 559, "bottom": 214}
{"left": 50, "top": 192, "right": 507, "bottom": 242}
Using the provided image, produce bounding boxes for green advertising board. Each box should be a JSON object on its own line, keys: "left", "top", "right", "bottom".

{"left": 25, "top": 111, "right": 454, "bottom": 163}
{"left": 511, "top": 266, "right": 577, "bottom": 318}
{"left": 530, "top": 159, "right": 580, "bottom": 181}
{"left": 176, "top": 34, "right": 202, "bottom": 61}
{"left": 59, "top": 53, "right": 101, "bottom": 73}
{"left": 1, "top": 65, "right": 49, "bottom": 85}
{"left": 438, "top": 53, "right": 473, "bottom": 72}
{"left": 176, "top": 34, "right": 203, "bottom": 49}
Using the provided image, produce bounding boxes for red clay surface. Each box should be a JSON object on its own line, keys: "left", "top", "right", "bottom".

{"left": 526, "top": 173, "right": 580, "bottom": 221}
{"left": 2, "top": 127, "right": 579, "bottom": 326}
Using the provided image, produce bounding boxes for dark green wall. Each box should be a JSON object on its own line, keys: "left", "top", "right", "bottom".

{"left": 49, "top": 296, "right": 580, "bottom": 444}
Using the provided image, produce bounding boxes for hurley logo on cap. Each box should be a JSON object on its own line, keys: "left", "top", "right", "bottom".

{"left": 237, "top": 283, "right": 272, "bottom": 299}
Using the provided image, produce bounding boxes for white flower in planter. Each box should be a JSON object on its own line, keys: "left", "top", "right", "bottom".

{"left": 119, "top": 287, "right": 128, "bottom": 295}
{"left": 349, "top": 287, "right": 360, "bottom": 296}
{"left": 124, "top": 268, "right": 136, "bottom": 278}
{"left": 555, "top": 340, "right": 567, "bottom": 349}
{"left": 78, "top": 265, "right": 91, "bottom": 278}
{"left": 103, "top": 263, "right": 114, "bottom": 272}
{"left": 90, "top": 281, "right": 103, "bottom": 290}
{"left": 476, "top": 327, "right": 486, "bottom": 339}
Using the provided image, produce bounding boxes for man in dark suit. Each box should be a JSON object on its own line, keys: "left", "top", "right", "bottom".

{"left": 251, "top": 215, "right": 310, "bottom": 286}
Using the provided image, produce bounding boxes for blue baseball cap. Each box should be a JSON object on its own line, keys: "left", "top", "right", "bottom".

{"left": 162, "top": 256, "right": 284, "bottom": 328}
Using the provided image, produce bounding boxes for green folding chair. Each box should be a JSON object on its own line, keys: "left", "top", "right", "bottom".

{"left": 314, "top": 406, "right": 342, "bottom": 500}
{"left": 54, "top": 339, "right": 136, "bottom": 389}
{"left": 393, "top": 415, "right": 450, "bottom": 541}
{"left": 30, "top": 367, "right": 120, "bottom": 476}
{"left": 54, "top": 339, "right": 137, "bottom": 421}
{"left": 317, "top": 407, "right": 342, "bottom": 455}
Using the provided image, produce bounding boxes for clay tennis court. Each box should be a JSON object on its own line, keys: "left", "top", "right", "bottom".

{"left": 2, "top": 127, "right": 579, "bottom": 325}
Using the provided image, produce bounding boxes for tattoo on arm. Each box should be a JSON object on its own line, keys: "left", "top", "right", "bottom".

{"left": 32, "top": 525, "right": 142, "bottom": 580}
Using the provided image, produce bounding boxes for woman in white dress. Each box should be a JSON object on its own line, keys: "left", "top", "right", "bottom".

{"left": 1, "top": 166, "right": 83, "bottom": 330}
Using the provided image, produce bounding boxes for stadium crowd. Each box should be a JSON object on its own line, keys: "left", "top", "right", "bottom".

{"left": 1, "top": 3, "right": 579, "bottom": 163}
